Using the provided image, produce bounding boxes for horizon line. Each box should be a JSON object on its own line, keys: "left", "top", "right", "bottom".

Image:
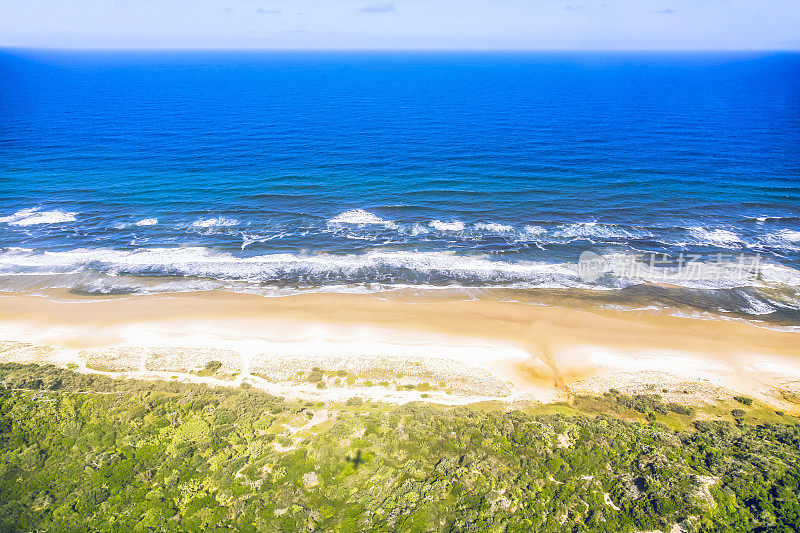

{"left": 2, "top": 46, "right": 800, "bottom": 53}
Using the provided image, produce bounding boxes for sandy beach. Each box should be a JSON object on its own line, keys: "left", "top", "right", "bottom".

{"left": 1, "top": 289, "right": 798, "bottom": 410}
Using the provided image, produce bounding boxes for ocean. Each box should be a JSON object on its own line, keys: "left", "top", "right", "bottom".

{"left": 1, "top": 50, "right": 799, "bottom": 324}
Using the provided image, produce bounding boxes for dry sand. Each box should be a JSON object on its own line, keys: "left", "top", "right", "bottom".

{"left": 1, "top": 289, "right": 798, "bottom": 409}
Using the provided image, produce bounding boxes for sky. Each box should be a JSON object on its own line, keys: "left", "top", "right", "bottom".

{"left": 1, "top": 0, "right": 799, "bottom": 50}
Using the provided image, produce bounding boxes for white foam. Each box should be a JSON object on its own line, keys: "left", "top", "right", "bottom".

{"left": 135, "top": 217, "right": 158, "bottom": 226}
{"left": 779, "top": 229, "right": 800, "bottom": 242}
{"left": 192, "top": 216, "right": 239, "bottom": 228}
{"left": 762, "top": 229, "right": 800, "bottom": 249}
{"left": 601, "top": 304, "right": 664, "bottom": 313}
{"left": 688, "top": 227, "right": 743, "bottom": 247}
{"left": 522, "top": 225, "right": 546, "bottom": 236}
{"left": 756, "top": 261, "right": 800, "bottom": 287}
{"left": 594, "top": 251, "right": 769, "bottom": 289}
{"left": 0, "top": 247, "right": 582, "bottom": 288}
{"left": 430, "top": 220, "right": 465, "bottom": 232}
{"left": 740, "top": 292, "right": 776, "bottom": 315}
{"left": 409, "top": 223, "right": 430, "bottom": 236}
{"left": 240, "top": 231, "right": 291, "bottom": 250}
{"left": 553, "top": 221, "right": 651, "bottom": 241}
{"left": 753, "top": 215, "right": 792, "bottom": 223}
{"left": 1, "top": 246, "right": 799, "bottom": 298}
{"left": 327, "top": 209, "right": 397, "bottom": 229}
{"left": 241, "top": 234, "right": 257, "bottom": 250}
{"left": 0, "top": 208, "right": 77, "bottom": 226}
{"left": 474, "top": 222, "right": 514, "bottom": 233}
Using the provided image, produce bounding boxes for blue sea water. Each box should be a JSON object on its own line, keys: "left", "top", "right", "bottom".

{"left": 1, "top": 50, "right": 799, "bottom": 322}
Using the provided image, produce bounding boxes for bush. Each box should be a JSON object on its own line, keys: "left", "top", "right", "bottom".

{"left": 734, "top": 396, "right": 753, "bottom": 406}
{"left": 206, "top": 360, "right": 222, "bottom": 372}
{"left": 732, "top": 409, "right": 746, "bottom": 418}
{"left": 667, "top": 403, "right": 694, "bottom": 416}
{"left": 346, "top": 397, "right": 363, "bottom": 406}
{"left": 616, "top": 394, "right": 667, "bottom": 415}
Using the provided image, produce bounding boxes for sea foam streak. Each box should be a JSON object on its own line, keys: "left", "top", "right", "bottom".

{"left": 0, "top": 208, "right": 77, "bottom": 226}
{"left": 192, "top": 216, "right": 239, "bottom": 228}
{"left": 553, "top": 222, "right": 653, "bottom": 241}
{"left": 474, "top": 222, "right": 514, "bottom": 233}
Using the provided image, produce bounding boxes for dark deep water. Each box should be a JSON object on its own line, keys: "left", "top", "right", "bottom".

{"left": 1, "top": 50, "right": 799, "bottom": 323}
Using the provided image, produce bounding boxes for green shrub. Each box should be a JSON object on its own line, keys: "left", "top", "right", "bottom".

{"left": 667, "top": 403, "right": 694, "bottom": 416}
{"left": 1, "top": 363, "right": 799, "bottom": 533}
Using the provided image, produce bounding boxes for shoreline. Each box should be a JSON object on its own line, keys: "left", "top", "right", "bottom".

{"left": 1, "top": 289, "right": 799, "bottom": 411}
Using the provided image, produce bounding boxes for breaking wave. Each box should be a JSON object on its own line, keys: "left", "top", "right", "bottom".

{"left": 327, "top": 209, "right": 398, "bottom": 229}
{"left": 474, "top": 222, "right": 514, "bottom": 233}
{"left": 1, "top": 246, "right": 798, "bottom": 291}
{"left": 687, "top": 227, "right": 744, "bottom": 247}
{"left": 429, "top": 220, "right": 465, "bottom": 232}
{"left": 192, "top": 216, "right": 240, "bottom": 228}
{"left": 0, "top": 208, "right": 77, "bottom": 226}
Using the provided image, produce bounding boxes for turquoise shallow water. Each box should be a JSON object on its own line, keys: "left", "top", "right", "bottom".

{"left": 1, "top": 50, "right": 799, "bottom": 322}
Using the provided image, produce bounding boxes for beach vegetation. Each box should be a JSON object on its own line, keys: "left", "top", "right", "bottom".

{"left": 198, "top": 360, "right": 222, "bottom": 377}
{"left": 307, "top": 368, "right": 324, "bottom": 382}
{"left": 0, "top": 363, "right": 799, "bottom": 532}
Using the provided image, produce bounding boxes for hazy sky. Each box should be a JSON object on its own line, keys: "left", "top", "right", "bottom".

{"left": 1, "top": 0, "right": 799, "bottom": 49}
